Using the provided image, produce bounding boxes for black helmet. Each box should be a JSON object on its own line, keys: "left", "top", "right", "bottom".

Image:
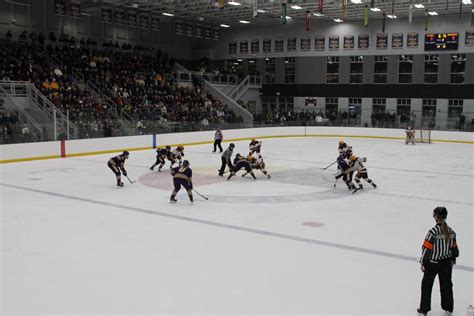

{"left": 122, "top": 151, "right": 129, "bottom": 158}
{"left": 433, "top": 206, "right": 448, "bottom": 219}
{"left": 166, "top": 145, "right": 171, "bottom": 150}
{"left": 182, "top": 160, "right": 190, "bottom": 167}
{"left": 230, "top": 143, "right": 235, "bottom": 148}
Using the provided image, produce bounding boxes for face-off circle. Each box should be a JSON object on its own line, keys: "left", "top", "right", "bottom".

{"left": 139, "top": 170, "right": 349, "bottom": 204}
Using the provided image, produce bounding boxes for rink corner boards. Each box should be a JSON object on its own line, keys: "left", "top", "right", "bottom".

{"left": 0, "top": 133, "right": 473, "bottom": 164}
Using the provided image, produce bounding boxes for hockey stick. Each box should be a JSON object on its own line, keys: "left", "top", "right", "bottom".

{"left": 125, "top": 175, "right": 136, "bottom": 184}
{"left": 193, "top": 189, "right": 208, "bottom": 200}
{"left": 321, "top": 160, "right": 337, "bottom": 170}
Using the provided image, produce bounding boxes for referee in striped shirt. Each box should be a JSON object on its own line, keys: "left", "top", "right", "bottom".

{"left": 417, "top": 207, "right": 459, "bottom": 315}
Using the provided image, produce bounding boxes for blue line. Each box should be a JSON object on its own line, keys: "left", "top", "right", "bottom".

{"left": 152, "top": 134, "right": 156, "bottom": 149}
{"left": 1, "top": 182, "right": 472, "bottom": 273}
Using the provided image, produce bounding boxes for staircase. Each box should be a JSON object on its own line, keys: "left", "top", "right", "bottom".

{"left": 27, "top": 84, "right": 78, "bottom": 140}
{"left": 227, "top": 75, "right": 262, "bottom": 101}
{"left": 203, "top": 79, "right": 253, "bottom": 127}
{"left": 0, "top": 85, "right": 44, "bottom": 141}
{"left": 85, "top": 79, "right": 136, "bottom": 135}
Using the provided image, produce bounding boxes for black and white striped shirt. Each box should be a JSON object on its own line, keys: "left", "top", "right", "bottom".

{"left": 222, "top": 147, "right": 233, "bottom": 162}
{"left": 420, "top": 224, "right": 459, "bottom": 263}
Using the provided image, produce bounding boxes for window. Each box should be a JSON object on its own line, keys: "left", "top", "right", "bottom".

{"left": 261, "top": 96, "right": 277, "bottom": 115}
{"left": 248, "top": 58, "right": 257, "bottom": 75}
{"left": 372, "top": 98, "right": 386, "bottom": 114}
{"left": 326, "top": 57, "right": 339, "bottom": 83}
{"left": 424, "top": 55, "right": 439, "bottom": 83}
{"left": 422, "top": 99, "right": 437, "bottom": 118}
{"left": 350, "top": 56, "right": 363, "bottom": 83}
{"left": 349, "top": 98, "right": 362, "bottom": 115}
{"left": 374, "top": 56, "right": 388, "bottom": 83}
{"left": 448, "top": 99, "right": 463, "bottom": 118}
{"left": 284, "top": 57, "right": 296, "bottom": 84}
{"left": 397, "top": 99, "right": 411, "bottom": 125}
{"left": 399, "top": 55, "right": 413, "bottom": 83}
{"left": 264, "top": 58, "right": 276, "bottom": 84}
{"left": 279, "top": 97, "right": 294, "bottom": 111}
{"left": 450, "top": 54, "right": 466, "bottom": 84}
{"left": 325, "top": 97, "right": 338, "bottom": 115}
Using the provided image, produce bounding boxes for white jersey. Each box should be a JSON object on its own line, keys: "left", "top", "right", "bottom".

{"left": 347, "top": 158, "right": 367, "bottom": 173}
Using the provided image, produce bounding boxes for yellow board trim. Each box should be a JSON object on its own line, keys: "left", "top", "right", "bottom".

{"left": 0, "top": 155, "right": 62, "bottom": 164}
{"left": 1, "top": 134, "right": 472, "bottom": 164}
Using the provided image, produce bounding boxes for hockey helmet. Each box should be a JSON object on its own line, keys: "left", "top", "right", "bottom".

{"left": 166, "top": 145, "right": 171, "bottom": 150}
{"left": 178, "top": 145, "right": 184, "bottom": 151}
{"left": 122, "top": 151, "right": 130, "bottom": 158}
{"left": 339, "top": 140, "right": 345, "bottom": 145}
{"left": 182, "top": 160, "right": 190, "bottom": 167}
{"left": 229, "top": 143, "right": 235, "bottom": 148}
{"left": 349, "top": 155, "right": 357, "bottom": 162}
{"left": 433, "top": 206, "right": 448, "bottom": 219}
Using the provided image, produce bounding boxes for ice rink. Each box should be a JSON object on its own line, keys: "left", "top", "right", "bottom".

{"left": 1, "top": 136, "right": 473, "bottom": 315}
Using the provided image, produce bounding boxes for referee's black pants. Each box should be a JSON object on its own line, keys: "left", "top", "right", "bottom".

{"left": 213, "top": 139, "right": 223, "bottom": 152}
{"left": 419, "top": 258, "right": 454, "bottom": 313}
{"left": 218, "top": 157, "right": 233, "bottom": 176}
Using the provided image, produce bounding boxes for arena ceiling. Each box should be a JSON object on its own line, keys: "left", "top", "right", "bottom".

{"left": 89, "top": 0, "right": 473, "bottom": 26}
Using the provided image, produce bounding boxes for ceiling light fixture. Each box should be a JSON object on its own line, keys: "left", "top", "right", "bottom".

{"left": 428, "top": 11, "right": 438, "bottom": 15}
{"left": 462, "top": 0, "right": 471, "bottom": 4}
{"left": 257, "top": 9, "right": 268, "bottom": 13}
{"left": 239, "top": 20, "right": 250, "bottom": 24}
{"left": 290, "top": 5, "right": 303, "bottom": 10}
{"left": 281, "top": 16, "right": 292, "bottom": 19}
{"left": 162, "top": 12, "right": 174, "bottom": 16}
{"left": 228, "top": 1, "right": 242, "bottom": 6}
{"left": 350, "top": 0, "right": 363, "bottom": 4}
{"left": 414, "top": 4, "right": 425, "bottom": 8}
{"left": 220, "top": 24, "right": 230, "bottom": 28}
{"left": 334, "top": 18, "right": 344, "bottom": 23}
{"left": 387, "top": 14, "right": 397, "bottom": 19}
{"left": 370, "top": 7, "right": 381, "bottom": 12}
{"left": 313, "top": 12, "right": 324, "bottom": 17}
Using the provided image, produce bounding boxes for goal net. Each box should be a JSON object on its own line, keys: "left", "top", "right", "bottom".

{"left": 416, "top": 129, "right": 432, "bottom": 144}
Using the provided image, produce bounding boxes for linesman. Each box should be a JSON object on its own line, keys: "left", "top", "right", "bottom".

{"left": 417, "top": 206, "right": 459, "bottom": 316}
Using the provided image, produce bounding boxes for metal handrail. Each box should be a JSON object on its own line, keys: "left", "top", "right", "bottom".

{"left": 86, "top": 80, "right": 134, "bottom": 127}
{"left": 228, "top": 75, "right": 250, "bottom": 100}
{"left": 29, "top": 84, "right": 77, "bottom": 139}
{"left": 0, "top": 80, "right": 29, "bottom": 96}
{"left": 0, "top": 86, "right": 44, "bottom": 141}
{"left": 203, "top": 79, "right": 253, "bottom": 126}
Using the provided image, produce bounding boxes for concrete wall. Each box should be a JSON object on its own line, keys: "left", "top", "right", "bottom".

{"left": 1, "top": 127, "right": 472, "bottom": 163}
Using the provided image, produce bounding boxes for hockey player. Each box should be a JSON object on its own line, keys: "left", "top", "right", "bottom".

{"left": 249, "top": 139, "right": 262, "bottom": 154}
{"left": 170, "top": 159, "right": 193, "bottom": 203}
{"left": 406, "top": 126, "right": 415, "bottom": 145}
{"left": 150, "top": 145, "right": 171, "bottom": 171}
{"left": 227, "top": 153, "right": 256, "bottom": 180}
{"left": 338, "top": 140, "right": 353, "bottom": 158}
{"left": 335, "top": 154, "right": 357, "bottom": 190}
{"left": 169, "top": 145, "right": 185, "bottom": 166}
{"left": 108, "top": 151, "right": 129, "bottom": 187}
{"left": 347, "top": 155, "right": 377, "bottom": 191}
{"left": 219, "top": 143, "right": 235, "bottom": 176}
{"left": 243, "top": 152, "right": 271, "bottom": 179}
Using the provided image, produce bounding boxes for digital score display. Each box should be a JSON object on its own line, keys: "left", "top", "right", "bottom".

{"left": 425, "top": 33, "right": 459, "bottom": 51}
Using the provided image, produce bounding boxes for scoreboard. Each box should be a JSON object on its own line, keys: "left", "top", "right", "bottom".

{"left": 425, "top": 33, "right": 459, "bottom": 51}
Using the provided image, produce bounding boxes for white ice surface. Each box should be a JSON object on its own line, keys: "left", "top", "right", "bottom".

{"left": 1, "top": 137, "right": 473, "bottom": 315}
